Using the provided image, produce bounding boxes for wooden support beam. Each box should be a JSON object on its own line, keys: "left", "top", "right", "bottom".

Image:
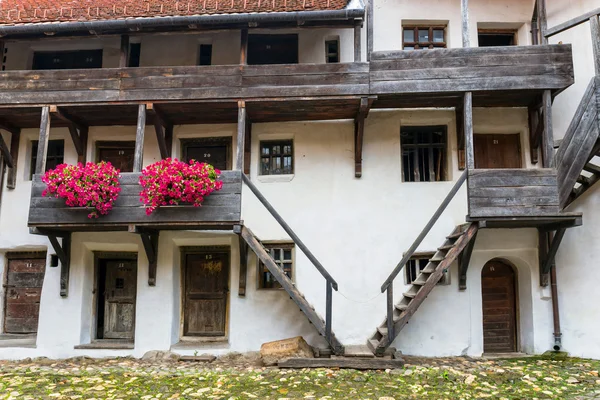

{"left": 35, "top": 106, "right": 51, "bottom": 175}
{"left": 538, "top": 229, "right": 550, "bottom": 286}
{"left": 49, "top": 233, "right": 71, "bottom": 297}
{"left": 458, "top": 230, "right": 478, "bottom": 290}
{"left": 6, "top": 130, "right": 20, "bottom": 189}
{"left": 542, "top": 90, "right": 553, "bottom": 168}
{"left": 461, "top": 0, "right": 470, "bottom": 47}
{"left": 537, "top": 0, "right": 548, "bottom": 44}
{"left": 238, "top": 232, "right": 248, "bottom": 297}
{"left": 130, "top": 225, "right": 160, "bottom": 286}
{"left": 120, "top": 35, "right": 130, "bottom": 68}
{"left": 463, "top": 92, "right": 475, "bottom": 169}
{"left": 531, "top": 1, "right": 539, "bottom": 45}
{"left": 244, "top": 118, "right": 252, "bottom": 175}
{"left": 528, "top": 105, "right": 542, "bottom": 164}
{"left": 354, "top": 97, "right": 372, "bottom": 178}
{"left": 147, "top": 103, "right": 173, "bottom": 159}
{"left": 542, "top": 228, "right": 566, "bottom": 275}
{"left": 78, "top": 126, "right": 88, "bottom": 164}
{"left": 366, "top": 0, "right": 373, "bottom": 61}
{"left": 134, "top": 104, "right": 147, "bottom": 172}
{"left": 456, "top": 104, "right": 465, "bottom": 170}
{"left": 240, "top": 29, "right": 248, "bottom": 65}
{"left": 0, "top": 130, "right": 13, "bottom": 168}
{"left": 590, "top": 15, "right": 600, "bottom": 76}
{"left": 354, "top": 20, "right": 362, "bottom": 62}
{"left": 50, "top": 106, "right": 86, "bottom": 157}
{"left": 0, "top": 153, "right": 5, "bottom": 205}
{"left": 236, "top": 101, "right": 246, "bottom": 171}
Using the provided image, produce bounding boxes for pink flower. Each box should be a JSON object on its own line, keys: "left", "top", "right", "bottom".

{"left": 139, "top": 158, "right": 223, "bottom": 214}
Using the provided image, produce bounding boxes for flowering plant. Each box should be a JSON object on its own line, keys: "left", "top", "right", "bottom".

{"left": 42, "top": 162, "right": 121, "bottom": 219}
{"left": 139, "top": 158, "right": 223, "bottom": 215}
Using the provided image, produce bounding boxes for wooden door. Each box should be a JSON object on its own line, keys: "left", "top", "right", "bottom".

{"left": 474, "top": 134, "right": 522, "bottom": 169}
{"left": 4, "top": 256, "right": 46, "bottom": 334}
{"left": 183, "top": 251, "right": 229, "bottom": 336}
{"left": 96, "top": 142, "right": 136, "bottom": 172}
{"left": 482, "top": 260, "right": 517, "bottom": 353}
{"left": 183, "top": 139, "right": 230, "bottom": 171}
{"left": 103, "top": 260, "right": 137, "bottom": 339}
{"left": 248, "top": 34, "right": 299, "bottom": 65}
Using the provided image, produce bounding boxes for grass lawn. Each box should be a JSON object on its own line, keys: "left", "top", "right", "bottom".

{"left": 0, "top": 355, "right": 599, "bottom": 399}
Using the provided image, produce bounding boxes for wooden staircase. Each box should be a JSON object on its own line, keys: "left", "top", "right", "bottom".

{"left": 554, "top": 77, "right": 600, "bottom": 208}
{"left": 240, "top": 226, "right": 344, "bottom": 354}
{"left": 367, "top": 223, "right": 479, "bottom": 355}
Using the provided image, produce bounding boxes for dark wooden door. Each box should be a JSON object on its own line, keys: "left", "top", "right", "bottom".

{"left": 248, "top": 34, "right": 299, "bottom": 65}
{"left": 184, "top": 143, "right": 229, "bottom": 170}
{"left": 4, "top": 256, "right": 46, "bottom": 334}
{"left": 482, "top": 261, "right": 517, "bottom": 353}
{"left": 474, "top": 134, "right": 522, "bottom": 169}
{"left": 32, "top": 49, "right": 103, "bottom": 70}
{"left": 103, "top": 260, "right": 137, "bottom": 339}
{"left": 184, "top": 251, "right": 229, "bottom": 336}
{"left": 97, "top": 142, "right": 136, "bottom": 172}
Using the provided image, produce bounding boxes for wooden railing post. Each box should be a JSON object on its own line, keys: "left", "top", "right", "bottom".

{"left": 461, "top": 0, "right": 470, "bottom": 48}
{"left": 133, "top": 104, "right": 146, "bottom": 173}
{"left": 386, "top": 285, "right": 394, "bottom": 344}
{"left": 354, "top": 20, "right": 362, "bottom": 62}
{"left": 35, "top": 106, "right": 51, "bottom": 175}
{"left": 542, "top": 90, "right": 554, "bottom": 168}
{"left": 537, "top": 0, "right": 548, "bottom": 44}
{"left": 325, "top": 281, "right": 333, "bottom": 345}
{"left": 590, "top": 15, "right": 600, "bottom": 76}
{"left": 463, "top": 92, "right": 475, "bottom": 170}
{"left": 236, "top": 101, "right": 246, "bottom": 170}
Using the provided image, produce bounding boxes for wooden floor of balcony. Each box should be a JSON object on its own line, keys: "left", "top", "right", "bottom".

{"left": 0, "top": 44, "right": 574, "bottom": 128}
{"left": 28, "top": 170, "right": 242, "bottom": 233}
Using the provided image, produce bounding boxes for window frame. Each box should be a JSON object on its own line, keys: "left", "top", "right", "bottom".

{"left": 401, "top": 125, "right": 448, "bottom": 183}
{"left": 402, "top": 26, "right": 447, "bottom": 50}
{"left": 258, "top": 243, "right": 295, "bottom": 290}
{"left": 325, "top": 39, "right": 340, "bottom": 63}
{"left": 259, "top": 139, "right": 294, "bottom": 176}
{"left": 477, "top": 29, "right": 518, "bottom": 47}
{"left": 405, "top": 252, "right": 450, "bottom": 286}
{"left": 30, "top": 139, "right": 65, "bottom": 180}
{"left": 197, "top": 44, "right": 213, "bottom": 66}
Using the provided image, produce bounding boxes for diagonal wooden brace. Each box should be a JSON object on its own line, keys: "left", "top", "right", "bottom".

{"left": 48, "top": 233, "right": 71, "bottom": 297}
{"left": 130, "top": 225, "right": 160, "bottom": 286}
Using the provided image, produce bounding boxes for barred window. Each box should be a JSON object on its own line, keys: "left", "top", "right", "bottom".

{"left": 403, "top": 26, "right": 447, "bottom": 50}
{"left": 401, "top": 126, "right": 447, "bottom": 182}
{"left": 259, "top": 244, "right": 294, "bottom": 289}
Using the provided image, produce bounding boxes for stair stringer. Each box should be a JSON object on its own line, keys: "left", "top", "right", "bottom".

{"left": 239, "top": 225, "right": 344, "bottom": 355}
{"left": 554, "top": 76, "right": 600, "bottom": 208}
{"left": 367, "top": 223, "right": 479, "bottom": 355}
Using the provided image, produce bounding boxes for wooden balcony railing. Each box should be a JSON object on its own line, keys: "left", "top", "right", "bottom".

{"left": 28, "top": 170, "right": 242, "bottom": 232}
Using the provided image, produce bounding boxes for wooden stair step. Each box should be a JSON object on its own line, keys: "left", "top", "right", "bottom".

{"left": 583, "top": 163, "right": 600, "bottom": 175}
{"left": 422, "top": 263, "right": 437, "bottom": 273}
{"left": 367, "top": 339, "right": 381, "bottom": 352}
{"left": 429, "top": 255, "right": 445, "bottom": 262}
{"left": 377, "top": 326, "right": 388, "bottom": 336}
{"left": 403, "top": 291, "right": 417, "bottom": 299}
{"left": 446, "top": 231, "right": 464, "bottom": 239}
{"left": 576, "top": 175, "right": 590, "bottom": 185}
{"left": 438, "top": 244, "right": 455, "bottom": 251}
{"left": 412, "top": 277, "right": 427, "bottom": 286}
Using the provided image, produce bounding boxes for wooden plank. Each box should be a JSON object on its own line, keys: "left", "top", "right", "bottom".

{"left": 545, "top": 7, "right": 600, "bottom": 37}
{"left": 354, "top": 20, "right": 362, "bottom": 62}
{"left": 469, "top": 206, "right": 561, "bottom": 218}
{"left": 464, "top": 93, "right": 474, "bottom": 170}
{"left": 279, "top": 358, "right": 404, "bottom": 370}
{"left": 469, "top": 185, "right": 559, "bottom": 198}
{"left": 468, "top": 173, "right": 557, "bottom": 187}
{"left": 133, "top": 104, "right": 146, "bottom": 172}
{"left": 469, "top": 196, "right": 559, "bottom": 207}
{"left": 236, "top": 101, "right": 246, "bottom": 171}
{"left": 367, "top": 0, "right": 373, "bottom": 61}
{"left": 35, "top": 106, "right": 50, "bottom": 175}
{"left": 591, "top": 15, "right": 600, "bottom": 76}
{"left": 461, "top": 0, "right": 470, "bottom": 48}
{"left": 469, "top": 168, "right": 557, "bottom": 177}
{"left": 371, "top": 44, "right": 572, "bottom": 60}
{"left": 542, "top": 90, "right": 554, "bottom": 168}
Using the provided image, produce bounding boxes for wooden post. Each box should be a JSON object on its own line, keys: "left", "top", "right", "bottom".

{"left": 35, "top": 106, "right": 51, "bottom": 175}
{"left": 120, "top": 35, "right": 130, "bottom": 68}
{"left": 325, "top": 281, "right": 333, "bottom": 345}
{"left": 537, "top": 0, "right": 548, "bottom": 44}
{"left": 367, "top": 0, "right": 373, "bottom": 61}
{"left": 531, "top": 1, "right": 539, "bottom": 45}
{"left": 542, "top": 90, "right": 554, "bottom": 168}
{"left": 354, "top": 20, "right": 362, "bottom": 62}
{"left": 463, "top": 92, "right": 475, "bottom": 170}
{"left": 386, "top": 285, "right": 394, "bottom": 345}
{"left": 78, "top": 127, "right": 88, "bottom": 164}
{"left": 6, "top": 130, "right": 19, "bottom": 189}
{"left": 0, "top": 154, "right": 5, "bottom": 205}
{"left": 134, "top": 104, "right": 146, "bottom": 172}
{"left": 240, "top": 29, "right": 248, "bottom": 65}
{"left": 238, "top": 235, "right": 248, "bottom": 296}
{"left": 461, "top": 0, "right": 470, "bottom": 47}
{"left": 236, "top": 101, "right": 246, "bottom": 171}
{"left": 590, "top": 15, "right": 600, "bottom": 76}
{"left": 243, "top": 120, "right": 252, "bottom": 175}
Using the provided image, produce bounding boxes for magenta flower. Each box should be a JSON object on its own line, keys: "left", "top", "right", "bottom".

{"left": 139, "top": 158, "right": 223, "bottom": 215}
{"left": 42, "top": 162, "right": 121, "bottom": 219}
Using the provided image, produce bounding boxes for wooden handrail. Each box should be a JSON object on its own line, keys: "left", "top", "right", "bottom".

{"left": 380, "top": 170, "right": 468, "bottom": 292}
{"left": 545, "top": 7, "right": 600, "bottom": 37}
{"left": 241, "top": 173, "right": 339, "bottom": 291}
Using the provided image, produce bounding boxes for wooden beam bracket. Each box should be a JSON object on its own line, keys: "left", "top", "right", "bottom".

{"left": 235, "top": 224, "right": 248, "bottom": 297}
{"left": 50, "top": 105, "right": 87, "bottom": 158}
{"left": 130, "top": 226, "right": 160, "bottom": 286}
{"left": 541, "top": 228, "right": 566, "bottom": 275}
{"left": 458, "top": 229, "right": 478, "bottom": 291}
{"left": 48, "top": 233, "right": 71, "bottom": 297}
{"left": 147, "top": 103, "right": 173, "bottom": 159}
{"left": 354, "top": 97, "right": 374, "bottom": 178}
{"left": 0, "top": 127, "right": 14, "bottom": 168}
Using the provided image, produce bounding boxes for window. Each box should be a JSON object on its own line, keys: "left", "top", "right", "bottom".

{"left": 401, "top": 126, "right": 447, "bottom": 182}
{"left": 402, "top": 26, "right": 446, "bottom": 50}
{"left": 259, "top": 244, "right": 294, "bottom": 289}
{"left": 405, "top": 253, "right": 450, "bottom": 286}
{"left": 128, "top": 43, "right": 141, "bottom": 67}
{"left": 198, "top": 44, "right": 213, "bottom": 66}
{"left": 325, "top": 39, "right": 340, "bottom": 63}
{"left": 96, "top": 141, "right": 136, "bottom": 173}
{"left": 30, "top": 140, "right": 64, "bottom": 179}
{"left": 181, "top": 137, "right": 231, "bottom": 170}
{"left": 478, "top": 30, "right": 517, "bottom": 47}
{"left": 32, "top": 49, "right": 103, "bottom": 70}
{"left": 248, "top": 34, "right": 299, "bottom": 65}
{"left": 260, "top": 140, "right": 294, "bottom": 175}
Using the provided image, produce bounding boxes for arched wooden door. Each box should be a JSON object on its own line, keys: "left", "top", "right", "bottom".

{"left": 482, "top": 260, "right": 517, "bottom": 353}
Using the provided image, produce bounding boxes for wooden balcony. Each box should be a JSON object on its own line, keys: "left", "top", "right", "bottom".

{"left": 28, "top": 170, "right": 242, "bottom": 233}
{"left": 466, "top": 169, "right": 581, "bottom": 229}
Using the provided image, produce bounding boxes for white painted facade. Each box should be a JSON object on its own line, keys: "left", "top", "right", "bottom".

{"left": 0, "top": 0, "right": 598, "bottom": 360}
